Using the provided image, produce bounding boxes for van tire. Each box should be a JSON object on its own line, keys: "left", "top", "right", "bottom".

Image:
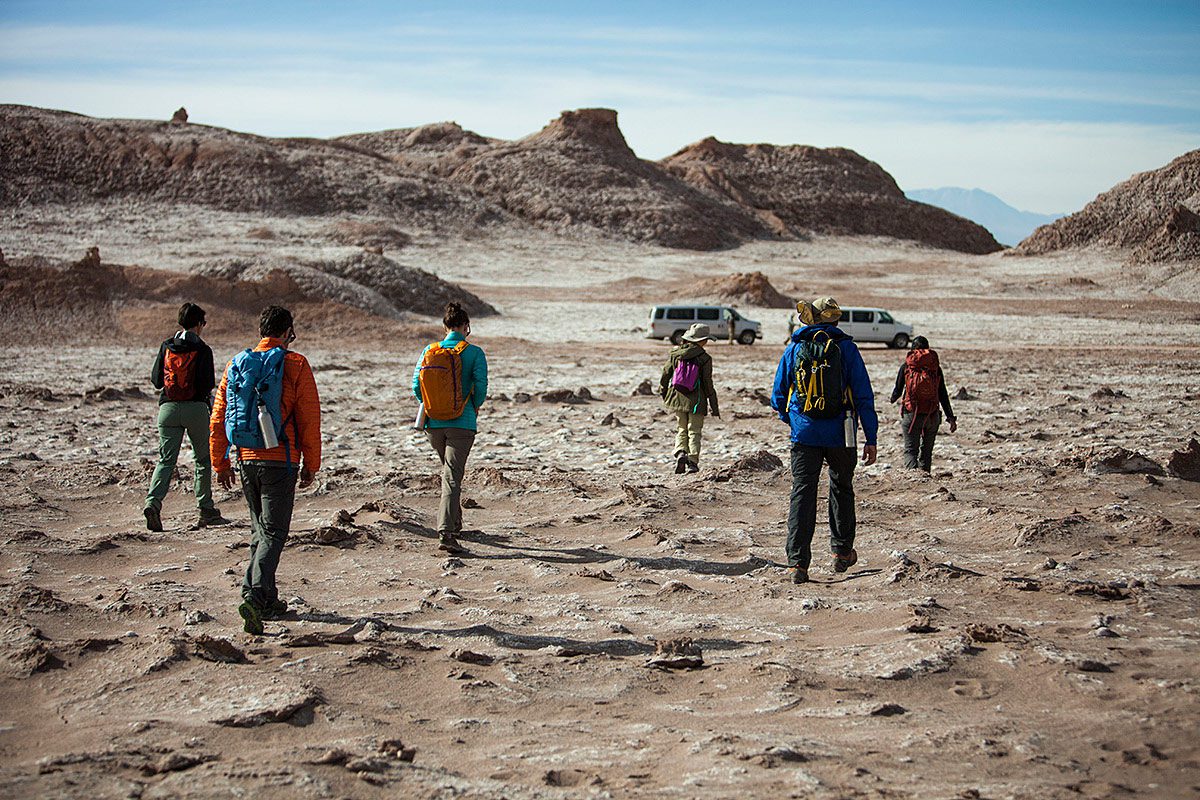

{"left": 670, "top": 330, "right": 686, "bottom": 345}
{"left": 890, "top": 333, "right": 910, "bottom": 349}
{"left": 738, "top": 330, "right": 756, "bottom": 345}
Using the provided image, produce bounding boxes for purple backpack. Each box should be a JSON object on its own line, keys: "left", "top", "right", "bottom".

{"left": 671, "top": 359, "right": 700, "bottom": 392}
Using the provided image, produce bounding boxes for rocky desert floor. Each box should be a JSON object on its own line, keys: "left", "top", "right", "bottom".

{"left": 1, "top": 221, "right": 1199, "bottom": 799}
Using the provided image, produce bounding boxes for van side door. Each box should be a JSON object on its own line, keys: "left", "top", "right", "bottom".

{"left": 851, "top": 309, "right": 876, "bottom": 341}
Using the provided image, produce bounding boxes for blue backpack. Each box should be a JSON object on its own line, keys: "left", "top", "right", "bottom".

{"left": 224, "top": 347, "right": 287, "bottom": 454}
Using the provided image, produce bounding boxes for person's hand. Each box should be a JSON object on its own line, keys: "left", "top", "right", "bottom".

{"left": 298, "top": 467, "right": 316, "bottom": 489}
{"left": 948, "top": 419, "right": 958, "bottom": 434}
{"left": 217, "top": 469, "right": 236, "bottom": 490}
{"left": 861, "top": 445, "right": 877, "bottom": 466}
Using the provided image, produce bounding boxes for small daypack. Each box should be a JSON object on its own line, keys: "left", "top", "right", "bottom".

{"left": 793, "top": 331, "right": 846, "bottom": 419}
{"left": 418, "top": 340, "right": 471, "bottom": 421}
{"left": 162, "top": 347, "right": 197, "bottom": 401}
{"left": 903, "top": 349, "right": 941, "bottom": 419}
{"left": 670, "top": 359, "right": 700, "bottom": 392}
{"left": 224, "top": 347, "right": 288, "bottom": 452}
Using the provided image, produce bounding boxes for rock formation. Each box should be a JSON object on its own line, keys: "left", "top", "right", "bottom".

{"left": 695, "top": 271, "right": 793, "bottom": 308}
{"left": 661, "top": 137, "right": 1002, "bottom": 254}
{"left": 170, "top": 107, "right": 188, "bottom": 124}
{"left": 1014, "top": 150, "right": 1200, "bottom": 263}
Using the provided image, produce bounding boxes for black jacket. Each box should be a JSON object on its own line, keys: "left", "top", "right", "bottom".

{"left": 151, "top": 331, "right": 216, "bottom": 405}
{"left": 891, "top": 363, "right": 955, "bottom": 422}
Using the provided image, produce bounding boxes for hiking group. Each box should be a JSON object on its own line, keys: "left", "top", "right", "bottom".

{"left": 662, "top": 297, "right": 957, "bottom": 584}
{"left": 145, "top": 295, "right": 953, "bottom": 633}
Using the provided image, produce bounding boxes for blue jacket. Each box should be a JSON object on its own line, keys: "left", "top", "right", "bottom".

{"left": 771, "top": 325, "right": 878, "bottom": 447}
{"left": 412, "top": 332, "right": 488, "bottom": 431}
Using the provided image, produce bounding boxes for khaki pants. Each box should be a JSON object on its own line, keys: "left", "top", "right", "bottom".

{"left": 673, "top": 410, "right": 706, "bottom": 465}
{"left": 426, "top": 427, "right": 476, "bottom": 534}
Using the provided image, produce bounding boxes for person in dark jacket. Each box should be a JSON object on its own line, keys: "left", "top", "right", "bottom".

{"left": 145, "top": 302, "right": 222, "bottom": 531}
{"left": 890, "top": 335, "right": 957, "bottom": 472}
{"left": 660, "top": 322, "right": 720, "bottom": 474}
{"left": 771, "top": 298, "right": 878, "bottom": 583}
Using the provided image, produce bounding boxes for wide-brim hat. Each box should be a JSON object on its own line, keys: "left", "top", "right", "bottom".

{"left": 682, "top": 322, "right": 716, "bottom": 342}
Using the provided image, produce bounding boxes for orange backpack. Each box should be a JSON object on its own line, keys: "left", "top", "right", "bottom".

{"left": 417, "top": 340, "right": 471, "bottom": 420}
{"left": 163, "top": 349, "right": 197, "bottom": 401}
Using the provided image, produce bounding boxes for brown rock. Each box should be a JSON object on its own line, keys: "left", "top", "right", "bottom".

{"left": 646, "top": 637, "right": 703, "bottom": 669}
{"left": 170, "top": 107, "right": 188, "bottom": 124}
{"left": 1085, "top": 447, "right": 1164, "bottom": 476}
{"left": 1168, "top": 438, "right": 1200, "bottom": 481}
{"left": 695, "top": 271, "right": 793, "bottom": 308}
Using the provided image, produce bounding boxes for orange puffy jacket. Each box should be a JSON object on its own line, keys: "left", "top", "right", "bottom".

{"left": 209, "top": 337, "right": 322, "bottom": 473}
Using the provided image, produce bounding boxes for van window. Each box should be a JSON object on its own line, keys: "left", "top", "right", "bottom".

{"left": 878, "top": 311, "right": 894, "bottom": 324}
{"left": 666, "top": 308, "right": 693, "bottom": 320}
{"left": 653, "top": 308, "right": 664, "bottom": 319}
{"left": 852, "top": 310, "right": 874, "bottom": 323}
{"left": 729, "top": 310, "right": 741, "bottom": 321}
{"left": 697, "top": 308, "right": 719, "bottom": 321}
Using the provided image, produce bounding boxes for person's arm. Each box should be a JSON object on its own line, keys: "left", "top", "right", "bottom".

{"left": 843, "top": 343, "right": 878, "bottom": 446}
{"left": 890, "top": 363, "right": 905, "bottom": 404}
{"left": 412, "top": 346, "right": 426, "bottom": 400}
{"left": 659, "top": 355, "right": 674, "bottom": 398}
{"left": 938, "top": 367, "right": 957, "bottom": 430}
{"left": 471, "top": 347, "right": 488, "bottom": 410}
{"left": 701, "top": 356, "right": 719, "bottom": 417}
{"left": 293, "top": 358, "right": 322, "bottom": 475}
{"left": 197, "top": 344, "right": 216, "bottom": 402}
{"left": 150, "top": 342, "right": 166, "bottom": 390}
{"left": 770, "top": 346, "right": 794, "bottom": 420}
{"left": 209, "top": 363, "right": 232, "bottom": 474}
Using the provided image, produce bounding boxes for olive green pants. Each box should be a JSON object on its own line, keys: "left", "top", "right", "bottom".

{"left": 426, "top": 427, "right": 476, "bottom": 534}
{"left": 146, "top": 401, "right": 214, "bottom": 512}
{"left": 673, "top": 410, "right": 706, "bottom": 465}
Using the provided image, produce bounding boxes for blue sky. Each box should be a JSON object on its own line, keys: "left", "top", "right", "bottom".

{"left": 2, "top": 0, "right": 1197, "bottom": 213}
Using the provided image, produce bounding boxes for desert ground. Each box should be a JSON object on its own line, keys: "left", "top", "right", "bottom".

{"left": 1, "top": 211, "right": 1199, "bottom": 799}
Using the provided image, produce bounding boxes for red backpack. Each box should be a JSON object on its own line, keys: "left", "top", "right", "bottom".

{"left": 903, "top": 349, "right": 941, "bottom": 420}
{"left": 162, "top": 349, "right": 198, "bottom": 401}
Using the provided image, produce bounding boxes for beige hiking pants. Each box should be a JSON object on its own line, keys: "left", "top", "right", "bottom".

{"left": 426, "top": 427, "right": 476, "bottom": 534}
{"left": 673, "top": 410, "right": 706, "bottom": 465}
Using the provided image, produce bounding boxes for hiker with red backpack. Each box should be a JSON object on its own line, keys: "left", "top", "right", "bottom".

{"left": 413, "top": 302, "right": 488, "bottom": 555}
{"left": 890, "top": 335, "right": 957, "bottom": 472}
{"left": 144, "top": 302, "right": 222, "bottom": 531}
{"left": 771, "top": 298, "right": 878, "bottom": 584}
{"left": 659, "top": 323, "right": 721, "bottom": 474}
{"left": 209, "top": 306, "right": 322, "bottom": 634}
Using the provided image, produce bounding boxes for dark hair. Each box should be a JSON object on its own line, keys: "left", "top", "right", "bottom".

{"left": 443, "top": 301, "right": 469, "bottom": 330}
{"left": 178, "top": 302, "right": 206, "bottom": 329}
{"left": 259, "top": 305, "right": 294, "bottom": 338}
{"left": 911, "top": 335, "right": 929, "bottom": 349}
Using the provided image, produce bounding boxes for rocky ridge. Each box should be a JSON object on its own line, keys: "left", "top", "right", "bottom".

{"left": 660, "top": 137, "right": 1003, "bottom": 254}
{"left": 1015, "top": 149, "right": 1200, "bottom": 264}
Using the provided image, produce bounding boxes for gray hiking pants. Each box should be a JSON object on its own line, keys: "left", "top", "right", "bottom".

{"left": 239, "top": 462, "right": 297, "bottom": 610}
{"left": 426, "top": 427, "right": 476, "bottom": 534}
{"left": 901, "top": 411, "right": 941, "bottom": 472}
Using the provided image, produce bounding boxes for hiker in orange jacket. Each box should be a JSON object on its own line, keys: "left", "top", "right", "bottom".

{"left": 209, "top": 306, "right": 321, "bottom": 634}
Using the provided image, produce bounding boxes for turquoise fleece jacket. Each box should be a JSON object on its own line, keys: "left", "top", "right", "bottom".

{"left": 412, "top": 332, "right": 488, "bottom": 430}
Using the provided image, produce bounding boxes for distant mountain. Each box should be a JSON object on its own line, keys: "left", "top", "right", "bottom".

{"left": 905, "top": 187, "right": 1061, "bottom": 247}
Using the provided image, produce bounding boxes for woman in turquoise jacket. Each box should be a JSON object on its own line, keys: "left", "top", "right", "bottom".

{"left": 412, "top": 302, "right": 488, "bottom": 553}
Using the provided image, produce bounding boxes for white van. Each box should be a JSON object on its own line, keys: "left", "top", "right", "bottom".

{"left": 836, "top": 307, "right": 913, "bottom": 348}
{"left": 647, "top": 305, "right": 762, "bottom": 345}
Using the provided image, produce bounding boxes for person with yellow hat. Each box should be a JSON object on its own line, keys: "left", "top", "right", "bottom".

{"left": 771, "top": 297, "right": 878, "bottom": 583}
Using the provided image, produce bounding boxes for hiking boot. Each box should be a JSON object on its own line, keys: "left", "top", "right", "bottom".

{"left": 685, "top": 460, "right": 699, "bottom": 474}
{"left": 675, "top": 452, "right": 689, "bottom": 474}
{"left": 833, "top": 549, "right": 858, "bottom": 574}
{"left": 238, "top": 601, "right": 264, "bottom": 635}
{"left": 198, "top": 506, "right": 228, "bottom": 527}
{"left": 262, "top": 599, "right": 289, "bottom": 619}
{"left": 143, "top": 506, "right": 163, "bottom": 533}
{"left": 789, "top": 566, "right": 809, "bottom": 584}
{"left": 438, "top": 534, "right": 465, "bottom": 554}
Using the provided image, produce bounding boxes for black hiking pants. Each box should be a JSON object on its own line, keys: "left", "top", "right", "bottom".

{"left": 901, "top": 411, "right": 941, "bottom": 472}
{"left": 239, "top": 461, "right": 297, "bottom": 610}
{"left": 787, "top": 443, "right": 857, "bottom": 569}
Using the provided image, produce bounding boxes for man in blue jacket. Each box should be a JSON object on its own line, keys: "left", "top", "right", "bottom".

{"left": 771, "top": 297, "right": 878, "bottom": 584}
